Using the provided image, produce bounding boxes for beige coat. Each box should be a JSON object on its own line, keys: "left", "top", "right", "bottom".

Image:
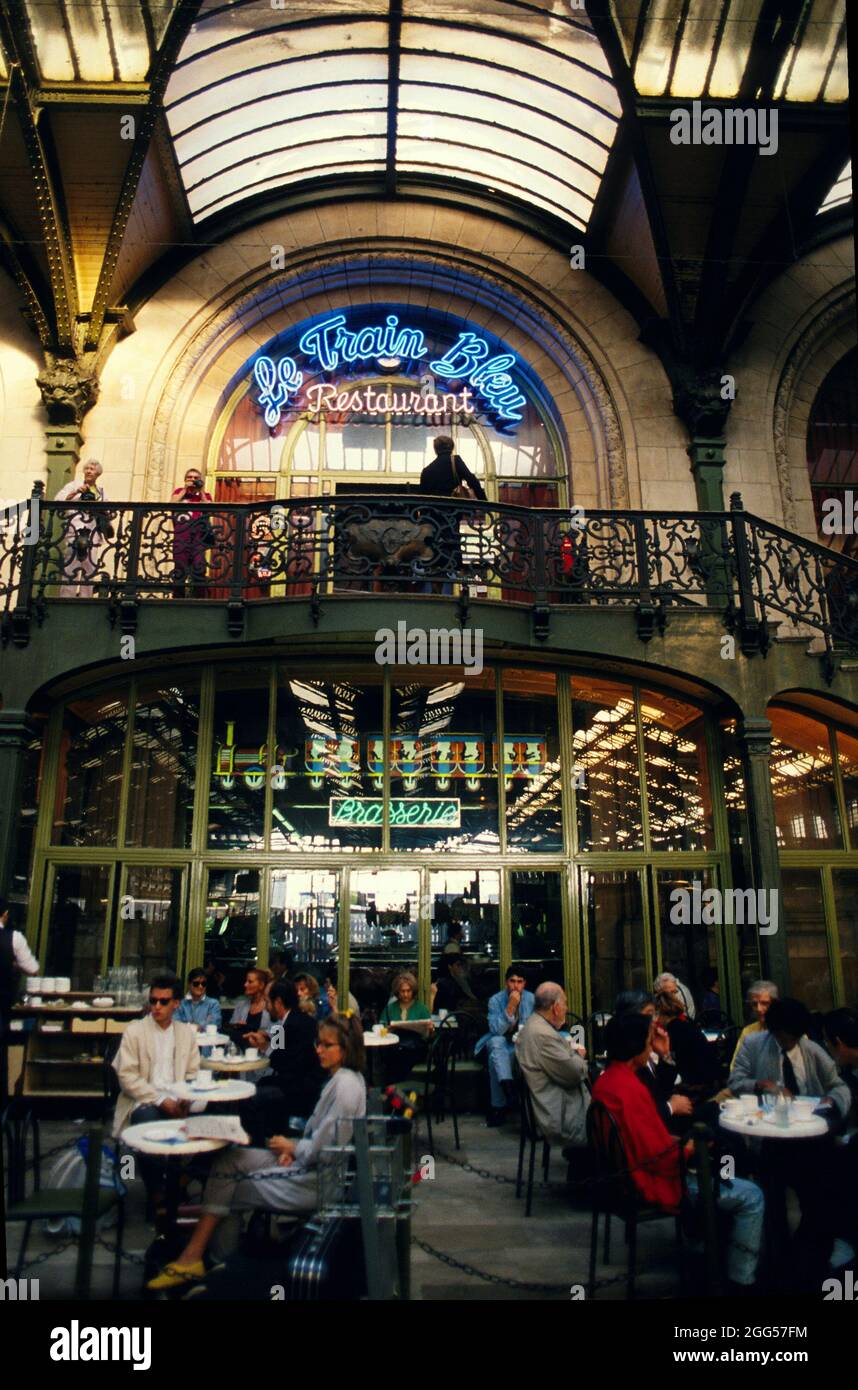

{"left": 112, "top": 1015, "right": 200, "bottom": 1136}
{"left": 517, "top": 1011, "right": 590, "bottom": 1147}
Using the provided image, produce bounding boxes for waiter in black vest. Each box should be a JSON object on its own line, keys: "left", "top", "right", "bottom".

{"left": 418, "top": 435, "right": 486, "bottom": 592}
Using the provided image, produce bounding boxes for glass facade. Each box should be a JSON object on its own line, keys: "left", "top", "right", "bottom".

{"left": 24, "top": 668, "right": 858, "bottom": 1014}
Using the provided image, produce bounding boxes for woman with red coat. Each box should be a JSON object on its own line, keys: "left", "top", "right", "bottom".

{"left": 171, "top": 468, "right": 213, "bottom": 597}
{"left": 592, "top": 1012, "right": 764, "bottom": 1289}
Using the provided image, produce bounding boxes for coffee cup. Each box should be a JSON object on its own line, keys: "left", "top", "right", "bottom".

{"left": 372, "top": 1024, "right": 384, "bottom": 1035}
{"left": 205, "top": 1024, "right": 218, "bottom": 1035}
{"left": 437, "top": 1009, "right": 448, "bottom": 1020}
{"left": 211, "top": 1047, "right": 224, "bottom": 1059}
{"left": 739, "top": 1094, "right": 758, "bottom": 1112}
{"left": 245, "top": 1047, "right": 259, "bottom": 1060}
{"left": 793, "top": 1098, "right": 815, "bottom": 1117}
{"left": 195, "top": 1073, "right": 216, "bottom": 1090}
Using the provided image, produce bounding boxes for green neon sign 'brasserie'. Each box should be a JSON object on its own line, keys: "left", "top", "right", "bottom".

{"left": 329, "top": 797, "right": 461, "bottom": 828}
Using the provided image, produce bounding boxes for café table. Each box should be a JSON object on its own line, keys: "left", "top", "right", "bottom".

{"left": 170, "top": 1078, "right": 257, "bottom": 1104}
{"left": 122, "top": 1118, "right": 234, "bottom": 1233}
{"left": 364, "top": 1030, "right": 400, "bottom": 1088}
{"left": 719, "top": 1099, "right": 831, "bottom": 1284}
{"left": 200, "top": 1055, "right": 271, "bottom": 1074}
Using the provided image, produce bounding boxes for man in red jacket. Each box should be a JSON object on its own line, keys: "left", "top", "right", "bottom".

{"left": 593, "top": 1012, "right": 765, "bottom": 1289}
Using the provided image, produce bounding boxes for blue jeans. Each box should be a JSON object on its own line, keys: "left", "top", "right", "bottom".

{"left": 686, "top": 1172, "right": 765, "bottom": 1285}
{"left": 486, "top": 1035, "right": 515, "bottom": 1108}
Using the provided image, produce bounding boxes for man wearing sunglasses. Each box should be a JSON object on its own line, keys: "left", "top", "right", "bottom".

{"left": 176, "top": 968, "right": 223, "bottom": 1032}
{"left": 112, "top": 973, "right": 200, "bottom": 1138}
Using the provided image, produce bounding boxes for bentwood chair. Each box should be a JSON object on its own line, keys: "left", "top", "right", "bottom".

{"left": 586, "top": 1098, "right": 684, "bottom": 1300}
{"left": 3, "top": 1101, "right": 126, "bottom": 1295}
{"left": 514, "top": 1064, "right": 550, "bottom": 1217}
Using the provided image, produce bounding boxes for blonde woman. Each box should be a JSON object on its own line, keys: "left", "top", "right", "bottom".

{"left": 380, "top": 971, "right": 432, "bottom": 1081}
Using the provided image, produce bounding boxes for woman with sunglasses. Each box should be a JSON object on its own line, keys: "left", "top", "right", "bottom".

{"left": 148, "top": 1012, "right": 367, "bottom": 1290}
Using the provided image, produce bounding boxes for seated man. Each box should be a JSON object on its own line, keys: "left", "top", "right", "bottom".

{"left": 593, "top": 1012, "right": 765, "bottom": 1291}
{"left": 176, "top": 967, "right": 223, "bottom": 1032}
{"left": 728, "top": 996, "right": 850, "bottom": 1283}
{"left": 475, "top": 964, "right": 535, "bottom": 1127}
{"left": 517, "top": 982, "right": 589, "bottom": 1151}
{"left": 727, "top": 996, "right": 851, "bottom": 1120}
{"left": 243, "top": 980, "right": 325, "bottom": 1143}
{"left": 613, "top": 990, "right": 693, "bottom": 1131}
{"left": 432, "top": 955, "right": 486, "bottom": 1028}
{"left": 819, "top": 1009, "right": 858, "bottom": 1269}
{"left": 112, "top": 973, "right": 200, "bottom": 1206}
{"left": 731, "top": 979, "right": 779, "bottom": 1068}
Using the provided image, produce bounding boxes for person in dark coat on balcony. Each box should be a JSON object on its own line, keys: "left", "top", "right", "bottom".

{"left": 171, "top": 468, "right": 212, "bottom": 597}
{"left": 418, "top": 435, "right": 486, "bottom": 593}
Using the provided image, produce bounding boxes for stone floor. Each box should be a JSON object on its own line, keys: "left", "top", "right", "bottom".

{"left": 4, "top": 1110, "right": 689, "bottom": 1302}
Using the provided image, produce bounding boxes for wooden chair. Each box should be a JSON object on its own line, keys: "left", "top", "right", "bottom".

{"left": 586, "top": 1098, "right": 684, "bottom": 1299}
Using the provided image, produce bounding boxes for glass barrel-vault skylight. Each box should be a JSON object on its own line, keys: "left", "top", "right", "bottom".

{"left": 818, "top": 162, "right": 852, "bottom": 215}
{"left": 165, "top": 0, "right": 621, "bottom": 230}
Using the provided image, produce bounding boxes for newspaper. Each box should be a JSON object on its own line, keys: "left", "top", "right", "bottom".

{"left": 184, "top": 1115, "right": 250, "bottom": 1145}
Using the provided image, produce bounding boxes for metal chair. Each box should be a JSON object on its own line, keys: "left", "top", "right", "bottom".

{"left": 3, "top": 1101, "right": 126, "bottom": 1294}
{"left": 417, "top": 1013, "right": 483, "bottom": 1153}
{"left": 586, "top": 1098, "right": 684, "bottom": 1300}
{"left": 514, "top": 1065, "right": 550, "bottom": 1217}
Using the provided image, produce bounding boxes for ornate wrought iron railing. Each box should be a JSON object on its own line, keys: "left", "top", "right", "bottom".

{"left": 1, "top": 484, "right": 857, "bottom": 672}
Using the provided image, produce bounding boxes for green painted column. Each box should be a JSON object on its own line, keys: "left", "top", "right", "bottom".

{"left": 44, "top": 424, "right": 84, "bottom": 497}
{"left": 687, "top": 437, "right": 727, "bottom": 513}
{"left": 0, "top": 710, "right": 37, "bottom": 901}
{"left": 737, "top": 716, "right": 790, "bottom": 990}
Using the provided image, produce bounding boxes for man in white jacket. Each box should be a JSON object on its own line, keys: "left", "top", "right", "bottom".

{"left": 112, "top": 972, "right": 200, "bottom": 1137}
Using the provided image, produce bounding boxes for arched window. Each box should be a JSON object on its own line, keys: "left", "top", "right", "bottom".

{"left": 807, "top": 347, "right": 858, "bottom": 552}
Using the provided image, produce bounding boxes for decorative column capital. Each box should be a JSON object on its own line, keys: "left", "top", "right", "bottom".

{"left": 672, "top": 365, "right": 733, "bottom": 439}
{"left": 738, "top": 716, "right": 774, "bottom": 755}
{"left": 37, "top": 358, "right": 100, "bottom": 425}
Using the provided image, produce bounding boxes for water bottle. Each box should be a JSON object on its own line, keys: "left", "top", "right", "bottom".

{"left": 775, "top": 1088, "right": 791, "bottom": 1129}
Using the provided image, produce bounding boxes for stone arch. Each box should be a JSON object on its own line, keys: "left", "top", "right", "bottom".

{"left": 105, "top": 205, "right": 675, "bottom": 509}
{"left": 772, "top": 287, "right": 857, "bottom": 535}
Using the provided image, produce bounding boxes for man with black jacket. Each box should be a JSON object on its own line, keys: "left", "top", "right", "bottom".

{"left": 418, "top": 435, "right": 487, "bottom": 593}
{"left": 242, "top": 979, "right": 324, "bottom": 1142}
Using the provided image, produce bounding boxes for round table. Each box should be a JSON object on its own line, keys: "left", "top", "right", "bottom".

{"left": 170, "top": 1078, "right": 257, "bottom": 1103}
{"left": 200, "top": 1055, "right": 270, "bottom": 1074}
{"left": 364, "top": 1031, "right": 399, "bottom": 1088}
{"left": 122, "top": 1117, "right": 232, "bottom": 1157}
{"left": 719, "top": 1106, "right": 829, "bottom": 1140}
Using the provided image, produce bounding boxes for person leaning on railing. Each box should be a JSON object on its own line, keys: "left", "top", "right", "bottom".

{"left": 171, "top": 468, "right": 212, "bottom": 598}
{"left": 55, "top": 458, "right": 110, "bottom": 598}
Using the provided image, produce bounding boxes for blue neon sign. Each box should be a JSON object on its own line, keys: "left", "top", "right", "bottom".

{"left": 253, "top": 311, "right": 527, "bottom": 427}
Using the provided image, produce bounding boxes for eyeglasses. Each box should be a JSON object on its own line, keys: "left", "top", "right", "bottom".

{"left": 190, "top": 980, "right": 206, "bottom": 987}
{"left": 149, "top": 996, "right": 173, "bottom": 1006}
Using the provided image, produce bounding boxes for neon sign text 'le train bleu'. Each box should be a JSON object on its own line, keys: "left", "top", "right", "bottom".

{"left": 252, "top": 313, "right": 527, "bottom": 428}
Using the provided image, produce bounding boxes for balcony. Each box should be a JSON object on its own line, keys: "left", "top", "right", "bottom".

{"left": 2, "top": 486, "right": 857, "bottom": 675}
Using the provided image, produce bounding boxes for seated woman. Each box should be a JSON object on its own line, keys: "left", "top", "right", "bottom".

{"left": 655, "top": 989, "right": 720, "bottom": 1097}
{"left": 147, "top": 1012, "right": 367, "bottom": 1290}
{"left": 229, "top": 968, "right": 272, "bottom": 1052}
{"left": 293, "top": 972, "right": 331, "bottom": 1021}
{"left": 380, "top": 971, "right": 433, "bottom": 1081}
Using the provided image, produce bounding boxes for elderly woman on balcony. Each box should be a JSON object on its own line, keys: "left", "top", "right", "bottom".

{"left": 55, "top": 459, "right": 110, "bottom": 598}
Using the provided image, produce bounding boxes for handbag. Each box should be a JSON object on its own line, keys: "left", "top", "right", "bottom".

{"left": 451, "top": 455, "right": 477, "bottom": 502}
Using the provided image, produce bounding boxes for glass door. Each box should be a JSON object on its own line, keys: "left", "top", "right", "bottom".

{"left": 579, "top": 867, "right": 650, "bottom": 1014}
{"left": 347, "top": 868, "right": 420, "bottom": 1017}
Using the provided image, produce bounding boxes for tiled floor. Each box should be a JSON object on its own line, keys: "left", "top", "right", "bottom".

{"left": 5, "top": 1111, "right": 686, "bottom": 1302}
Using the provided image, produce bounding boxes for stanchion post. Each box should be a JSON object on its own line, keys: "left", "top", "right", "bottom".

{"left": 691, "top": 1121, "right": 722, "bottom": 1296}
{"left": 74, "top": 1123, "right": 104, "bottom": 1300}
